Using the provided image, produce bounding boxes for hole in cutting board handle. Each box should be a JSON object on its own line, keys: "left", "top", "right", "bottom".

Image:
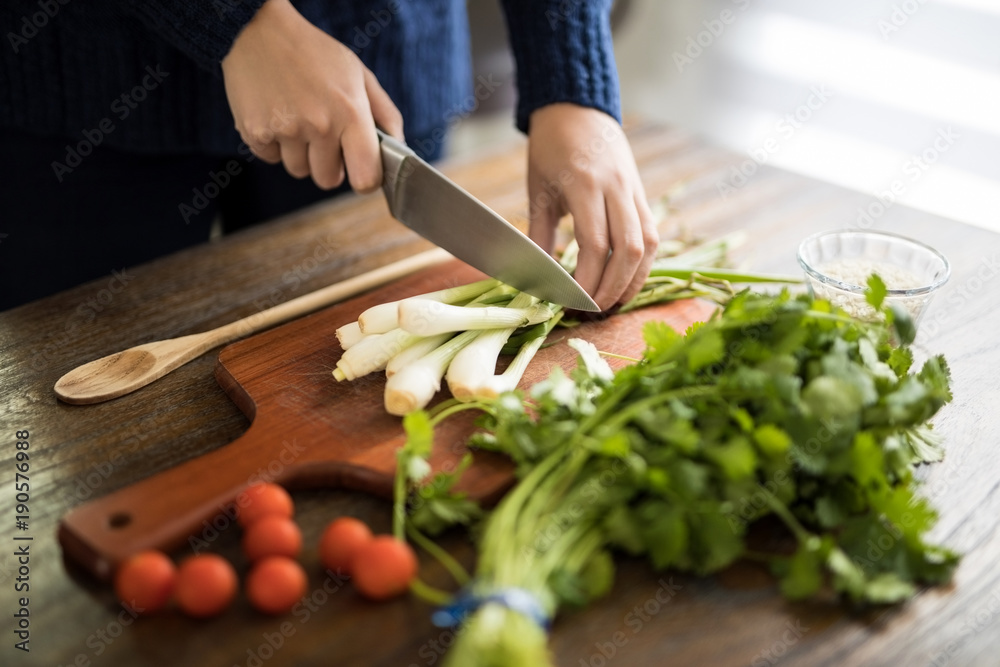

{"left": 108, "top": 512, "right": 132, "bottom": 529}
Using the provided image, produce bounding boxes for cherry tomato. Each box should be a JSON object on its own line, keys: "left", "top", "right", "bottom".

{"left": 242, "top": 515, "right": 302, "bottom": 562}
{"left": 174, "top": 554, "right": 238, "bottom": 618}
{"left": 237, "top": 483, "right": 294, "bottom": 528}
{"left": 351, "top": 535, "right": 418, "bottom": 600}
{"left": 113, "top": 550, "right": 176, "bottom": 614}
{"left": 319, "top": 517, "right": 373, "bottom": 575}
{"left": 246, "top": 556, "right": 308, "bottom": 615}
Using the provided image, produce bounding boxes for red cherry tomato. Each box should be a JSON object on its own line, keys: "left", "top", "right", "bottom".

{"left": 113, "top": 550, "right": 176, "bottom": 614}
{"left": 246, "top": 557, "right": 308, "bottom": 616}
{"left": 237, "top": 483, "right": 294, "bottom": 528}
{"left": 242, "top": 515, "right": 302, "bottom": 562}
{"left": 351, "top": 535, "right": 418, "bottom": 601}
{"left": 174, "top": 554, "right": 238, "bottom": 618}
{"left": 319, "top": 517, "right": 373, "bottom": 575}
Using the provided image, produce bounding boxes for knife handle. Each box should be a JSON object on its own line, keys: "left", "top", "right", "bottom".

{"left": 378, "top": 128, "right": 416, "bottom": 197}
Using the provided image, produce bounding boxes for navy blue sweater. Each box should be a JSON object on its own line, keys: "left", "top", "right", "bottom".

{"left": 0, "top": 0, "right": 621, "bottom": 159}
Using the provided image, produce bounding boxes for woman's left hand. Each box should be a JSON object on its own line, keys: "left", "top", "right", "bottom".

{"left": 526, "top": 103, "right": 659, "bottom": 312}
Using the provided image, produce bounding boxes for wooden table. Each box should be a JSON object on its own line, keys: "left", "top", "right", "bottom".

{"left": 2, "top": 122, "right": 998, "bottom": 667}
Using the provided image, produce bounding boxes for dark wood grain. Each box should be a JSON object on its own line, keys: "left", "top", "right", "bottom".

{"left": 2, "top": 121, "right": 999, "bottom": 667}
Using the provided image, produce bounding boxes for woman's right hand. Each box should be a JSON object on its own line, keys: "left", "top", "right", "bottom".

{"left": 221, "top": 0, "right": 404, "bottom": 193}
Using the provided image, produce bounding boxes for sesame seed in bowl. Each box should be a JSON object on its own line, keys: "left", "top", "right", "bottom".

{"left": 796, "top": 230, "right": 950, "bottom": 323}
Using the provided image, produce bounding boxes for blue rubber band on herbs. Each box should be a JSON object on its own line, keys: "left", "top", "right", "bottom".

{"left": 432, "top": 587, "right": 551, "bottom": 631}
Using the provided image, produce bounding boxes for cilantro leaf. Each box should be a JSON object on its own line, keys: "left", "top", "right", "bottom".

{"left": 753, "top": 424, "right": 792, "bottom": 457}
{"left": 780, "top": 543, "right": 823, "bottom": 600}
{"left": 686, "top": 328, "right": 725, "bottom": 371}
{"left": 402, "top": 283, "right": 958, "bottom": 627}
{"left": 402, "top": 410, "right": 434, "bottom": 458}
{"left": 889, "top": 303, "right": 916, "bottom": 345}
{"left": 866, "top": 274, "right": 888, "bottom": 309}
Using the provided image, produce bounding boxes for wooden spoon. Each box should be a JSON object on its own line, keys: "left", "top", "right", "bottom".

{"left": 54, "top": 248, "right": 453, "bottom": 405}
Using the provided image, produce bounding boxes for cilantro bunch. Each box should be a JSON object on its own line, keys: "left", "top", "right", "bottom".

{"left": 395, "top": 282, "right": 958, "bottom": 667}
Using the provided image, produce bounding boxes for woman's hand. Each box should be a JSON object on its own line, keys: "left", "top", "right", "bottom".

{"left": 526, "top": 104, "right": 659, "bottom": 311}
{"left": 221, "top": 0, "right": 403, "bottom": 192}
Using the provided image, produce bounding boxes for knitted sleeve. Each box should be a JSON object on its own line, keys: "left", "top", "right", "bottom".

{"left": 499, "top": 0, "right": 622, "bottom": 133}
{"left": 117, "top": 0, "right": 268, "bottom": 72}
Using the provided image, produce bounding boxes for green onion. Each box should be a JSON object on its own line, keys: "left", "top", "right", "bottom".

{"left": 648, "top": 266, "right": 802, "bottom": 283}
{"left": 334, "top": 231, "right": 802, "bottom": 416}
{"left": 476, "top": 310, "right": 564, "bottom": 399}
{"left": 386, "top": 333, "right": 454, "bottom": 378}
{"left": 398, "top": 300, "right": 554, "bottom": 337}
{"left": 445, "top": 292, "right": 539, "bottom": 401}
{"left": 335, "top": 321, "right": 365, "bottom": 349}
{"left": 333, "top": 328, "right": 420, "bottom": 381}
{"left": 359, "top": 278, "right": 501, "bottom": 334}
{"left": 384, "top": 330, "right": 482, "bottom": 416}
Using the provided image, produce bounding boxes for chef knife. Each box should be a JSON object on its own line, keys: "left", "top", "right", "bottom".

{"left": 378, "top": 130, "right": 600, "bottom": 312}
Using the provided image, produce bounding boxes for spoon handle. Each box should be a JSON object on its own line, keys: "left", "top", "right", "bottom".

{"left": 210, "top": 247, "right": 453, "bottom": 345}
{"left": 53, "top": 248, "right": 453, "bottom": 404}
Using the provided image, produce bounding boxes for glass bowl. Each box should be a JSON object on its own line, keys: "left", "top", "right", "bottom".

{"left": 796, "top": 230, "right": 950, "bottom": 324}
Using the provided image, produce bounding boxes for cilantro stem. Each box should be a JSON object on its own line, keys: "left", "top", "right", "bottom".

{"left": 406, "top": 523, "right": 472, "bottom": 586}
{"left": 647, "top": 267, "right": 802, "bottom": 283}
{"left": 393, "top": 398, "right": 492, "bottom": 541}
{"left": 757, "top": 485, "right": 812, "bottom": 544}
{"left": 508, "top": 448, "right": 592, "bottom": 585}
{"left": 600, "top": 385, "right": 717, "bottom": 433}
{"left": 620, "top": 286, "right": 724, "bottom": 312}
{"left": 529, "top": 521, "right": 595, "bottom": 592}
{"left": 492, "top": 387, "right": 633, "bottom": 581}
{"left": 543, "top": 521, "right": 603, "bottom": 577}
{"left": 597, "top": 351, "right": 642, "bottom": 363}
{"left": 393, "top": 450, "right": 408, "bottom": 540}
{"left": 409, "top": 577, "right": 454, "bottom": 606}
{"left": 428, "top": 399, "right": 493, "bottom": 427}
{"left": 478, "top": 442, "right": 567, "bottom": 580}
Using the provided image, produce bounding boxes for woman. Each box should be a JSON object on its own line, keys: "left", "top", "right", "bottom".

{"left": 0, "top": 0, "right": 656, "bottom": 311}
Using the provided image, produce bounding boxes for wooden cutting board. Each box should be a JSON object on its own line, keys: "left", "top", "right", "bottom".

{"left": 58, "top": 259, "right": 715, "bottom": 580}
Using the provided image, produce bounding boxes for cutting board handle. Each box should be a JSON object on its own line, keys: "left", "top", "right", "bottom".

{"left": 57, "top": 431, "right": 277, "bottom": 581}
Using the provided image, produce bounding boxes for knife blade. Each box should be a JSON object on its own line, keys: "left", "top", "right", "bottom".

{"left": 378, "top": 130, "right": 600, "bottom": 312}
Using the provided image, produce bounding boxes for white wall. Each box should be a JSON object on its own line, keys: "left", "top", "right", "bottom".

{"left": 612, "top": 0, "right": 1000, "bottom": 231}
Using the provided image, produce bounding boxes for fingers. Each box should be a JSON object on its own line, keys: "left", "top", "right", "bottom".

{"left": 366, "top": 69, "right": 404, "bottom": 141}
{"left": 221, "top": 5, "right": 398, "bottom": 196}
{"left": 554, "top": 166, "right": 658, "bottom": 310}
{"left": 243, "top": 110, "right": 381, "bottom": 192}
{"left": 568, "top": 193, "right": 658, "bottom": 311}
{"left": 240, "top": 124, "right": 282, "bottom": 164}
{"left": 236, "top": 87, "right": 387, "bottom": 193}
{"left": 566, "top": 189, "right": 610, "bottom": 302}
{"left": 341, "top": 115, "right": 383, "bottom": 194}
{"left": 247, "top": 138, "right": 281, "bottom": 165}
{"left": 527, "top": 207, "right": 560, "bottom": 256}
{"left": 307, "top": 136, "right": 346, "bottom": 190}
{"left": 527, "top": 174, "right": 562, "bottom": 254}
{"left": 279, "top": 139, "right": 311, "bottom": 179}
{"left": 526, "top": 105, "right": 659, "bottom": 312}
{"left": 619, "top": 193, "right": 660, "bottom": 305}
{"left": 590, "top": 189, "right": 643, "bottom": 309}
